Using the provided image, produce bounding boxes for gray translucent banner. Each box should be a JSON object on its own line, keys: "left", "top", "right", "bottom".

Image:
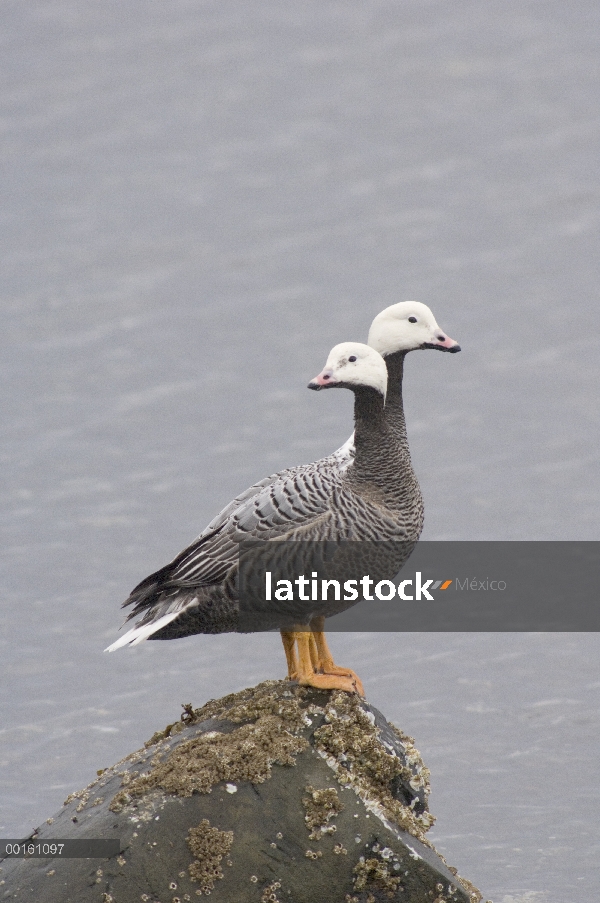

{"left": 237, "top": 541, "right": 600, "bottom": 631}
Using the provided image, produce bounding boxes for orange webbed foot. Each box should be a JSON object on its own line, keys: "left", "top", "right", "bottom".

{"left": 297, "top": 669, "right": 363, "bottom": 695}
{"left": 316, "top": 664, "right": 365, "bottom": 697}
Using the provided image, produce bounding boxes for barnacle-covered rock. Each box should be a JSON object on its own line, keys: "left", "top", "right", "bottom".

{"left": 0, "top": 681, "right": 486, "bottom": 903}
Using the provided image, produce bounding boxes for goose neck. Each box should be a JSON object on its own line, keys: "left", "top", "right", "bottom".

{"left": 352, "top": 387, "right": 387, "bottom": 444}
{"left": 382, "top": 351, "right": 408, "bottom": 444}
{"left": 350, "top": 388, "right": 392, "bottom": 481}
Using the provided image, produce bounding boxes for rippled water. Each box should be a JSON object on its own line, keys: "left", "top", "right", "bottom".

{"left": 1, "top": 3, "right": 599, "bottom": 901}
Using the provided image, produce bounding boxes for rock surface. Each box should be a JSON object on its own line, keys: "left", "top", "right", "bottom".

{"left": 0, "top": 681, "right": 485, "bottom": 903}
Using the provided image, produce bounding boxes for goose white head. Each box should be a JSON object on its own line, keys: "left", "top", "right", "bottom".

{"left": 308, "top": 342, "right": 387, "bottom": 400}
{"left": 367, "top": 301, "right": 460, "bottom": 356}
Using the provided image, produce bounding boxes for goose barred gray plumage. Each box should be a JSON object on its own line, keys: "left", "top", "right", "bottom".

{"left": 106, "top": 303, "right": 460, "bottom": 694}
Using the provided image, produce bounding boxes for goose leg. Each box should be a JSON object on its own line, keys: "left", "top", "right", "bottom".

{"left": 280, "top": 629, "right": 320, "bottom": 680}
{"left": 309, "top": 617, "right": 365, "bottom": 697}
{"left": 294, "top": 630, "right": 362, "bottom": 694}
{"left": 309, "top": 632, "right": 319, "bottom": 670}
{"left": 280, "top": 630, "right": 299, "bottom": 679}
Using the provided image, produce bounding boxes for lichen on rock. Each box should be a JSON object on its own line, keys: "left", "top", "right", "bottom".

{"left": 145, "top": 679, "right": 308, "bottom": 747}
{"left": 260, "top": 879, "right": 282, "bottom": 902}
{"left": 302, "top": 784, "right": 343, "bottom": 839}
{"left": 353, "top": 853, "right": 403, "bottom": 896}
{"left": 186, "top": 818, "right": 233, "bottom": 894}
{"left": 109, "top": 682, "right": 316, "bottom": 813}
{"left": 313, "top": 691, "right": 435, "bottom": 842}
{"left": 111, "top": 714, "right": 307, "bottom": 811}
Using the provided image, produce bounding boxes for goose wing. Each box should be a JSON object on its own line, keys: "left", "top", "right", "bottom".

{"left": 199, "top": 436, "right": 354, "bottom": 537}
{"left": 121, "top": 457, "right": 346, "bottom": 625}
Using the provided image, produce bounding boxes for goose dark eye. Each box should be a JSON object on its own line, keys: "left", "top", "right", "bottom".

{"left": 408, "top": 316, "right": 417, "bottom": 323}
{"left": 348, "top": 355, "right": 357, "bottom": 362}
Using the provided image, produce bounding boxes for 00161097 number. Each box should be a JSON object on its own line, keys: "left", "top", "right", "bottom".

{"left": 3, "top": 841, "right": 65, "bottom": 856}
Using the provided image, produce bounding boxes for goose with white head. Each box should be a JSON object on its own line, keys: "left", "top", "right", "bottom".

{"left": 106, "top": 303, "right": 460, "bottom": 697}
{"left": 201, "top": 301, "right": 459, "bottom": 525}
{"left": 368, "top": 300, "right": 460, "bottom": 445}
{"left": 296, "top": 308, "right": 462, "bottom": 691}
{"left": 107, "top": 343, "right": 392, "bottom": 696}
{"left": 308, "top": 341, "right": 388, "bottom": 395}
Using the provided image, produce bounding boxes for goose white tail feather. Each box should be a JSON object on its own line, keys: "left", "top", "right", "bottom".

{"left": 105, "top": 609, "right": 183, "bottom": 651}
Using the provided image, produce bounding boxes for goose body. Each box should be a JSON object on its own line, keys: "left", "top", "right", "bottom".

{"left": 107, "top": 303, "right": 460, "bottom": 693}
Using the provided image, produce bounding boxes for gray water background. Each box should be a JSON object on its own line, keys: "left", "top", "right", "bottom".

{"left": 1, "top": 2, "right": 599, "bottom": 900}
